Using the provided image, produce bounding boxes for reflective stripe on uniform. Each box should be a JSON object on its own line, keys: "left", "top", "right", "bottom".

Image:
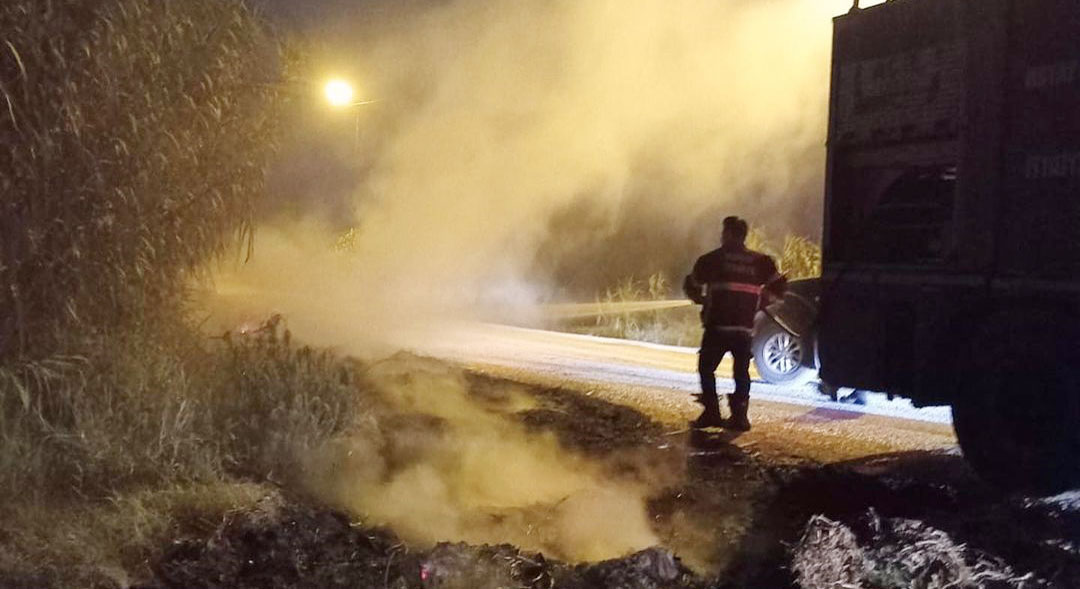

{"left": 709, "top": 282, "right": 763, "bottom": 295}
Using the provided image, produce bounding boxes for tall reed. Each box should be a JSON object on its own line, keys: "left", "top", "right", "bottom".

{"left": 0, "top": 0, "right": 287, "bottom": 362}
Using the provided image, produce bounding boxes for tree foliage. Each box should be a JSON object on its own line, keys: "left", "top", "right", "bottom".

{"left": 0, "top": 0, "right": 287, "bottom": 360}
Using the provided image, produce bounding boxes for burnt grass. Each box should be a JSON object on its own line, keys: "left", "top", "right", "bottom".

{"left": 143, "top": 499, "right": 704, "bottom": 589}
{"left": 141, "top": 373, "right": 1080, "bottom": 588}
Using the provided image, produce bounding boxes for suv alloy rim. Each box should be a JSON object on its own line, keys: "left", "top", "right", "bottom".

{"left": 763, "top": 331, "right": 802, "bottom": 374}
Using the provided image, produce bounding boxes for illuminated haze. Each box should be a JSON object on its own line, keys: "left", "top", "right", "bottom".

{"left": 354, "top": 0, "right": 834, "bottom": 297}
{"left": 227, "top": 0, "right": 852, "bottom": 328}
{"left": 203, "top": 0, "right": 861, "bottom": 566}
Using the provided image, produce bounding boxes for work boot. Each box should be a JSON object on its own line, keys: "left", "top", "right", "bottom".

{"left": 725, "top": 397, "right": 751, "bottom": 432}
{"left": 690, "top": 396, "right": 724, "bottom": 429}
{"left": 691, "top": 408, "right": 725, "bottom": 429}
{"left": 839, "top": 389, "right": 868, "bottom": 406}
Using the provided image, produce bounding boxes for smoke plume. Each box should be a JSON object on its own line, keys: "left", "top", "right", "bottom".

{"left": 205, "top": 0, "right": 858, "bottom": 565}
{"left": 302, "top": 355, "right": 666, "bottom": 562}
{"left": 250, "top": 0, "right": 849, "bottom": 304}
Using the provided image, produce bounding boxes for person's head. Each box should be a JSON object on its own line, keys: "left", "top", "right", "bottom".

{"left": 722, "top": 216, "right": 749, "bottom": 249}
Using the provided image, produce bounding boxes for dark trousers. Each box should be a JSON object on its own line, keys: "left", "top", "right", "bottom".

{"left": 698, "top": 328, "right": 752, "bottom": 407}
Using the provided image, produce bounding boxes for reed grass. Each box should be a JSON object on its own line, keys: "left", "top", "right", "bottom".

{"left": 0, "top": 3, "right": 371, "bottom": 586}
{"left": 0, "top": 0, "right": 286, "bottom": 362}
{"left": 574, "top": 234, "right": 822, "bottom": 345}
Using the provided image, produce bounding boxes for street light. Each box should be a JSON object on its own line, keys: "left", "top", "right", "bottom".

{"left": 324, "top": 79, "right": 380, "bottom": 151}
{"left": 324, "top": 79, "right": 355, "bottom": 107}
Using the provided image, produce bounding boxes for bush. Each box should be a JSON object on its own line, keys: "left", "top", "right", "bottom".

{"left": 0, "top": 321, "right": 368, "bottom": 503}
{"left": 567, "top": 233, "right": 822, "bottom": 346}
{"left": 779, "top": 234, "right": 822, "bottom": 280}
{"left": 0, "top": 0, "right": 321, "bottom": 504}
{"left": 747, "top": 229, "right": 822, "bottom": 280}
{"left": 0, "top": 0, "right": 287, "bottom": 361}
{"left": 561, "top": 233, "right": 820, "bottom": 345}
{"left": 0, "top": 3, "right": 366, "bottom": 584}
{"left": 576, "top": 273, "right": 700, "bottom": 346}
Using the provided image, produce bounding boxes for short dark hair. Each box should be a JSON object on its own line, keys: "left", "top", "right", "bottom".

{"left": 723, "top": 216, "right": 748, "bottom": 241}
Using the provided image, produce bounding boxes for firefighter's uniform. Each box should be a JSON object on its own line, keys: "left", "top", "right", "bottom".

{"left": 684, "top": 246, "right": 786, "bottom": 430}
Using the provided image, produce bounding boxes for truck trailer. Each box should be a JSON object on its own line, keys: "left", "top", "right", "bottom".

{"left": 819, "top": 0, "right": 1080, "bottom": 490}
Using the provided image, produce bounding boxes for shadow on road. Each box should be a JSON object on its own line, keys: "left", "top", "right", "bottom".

{"left": 790, "top": 406, "right": 865, "bottom": 423}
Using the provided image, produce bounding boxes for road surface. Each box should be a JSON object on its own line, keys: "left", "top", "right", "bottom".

{"left": 393, "top": 322, "right": 959, "bottom": 465}
{"left": 406, "top": 322, "right": 950, "bottom": 421}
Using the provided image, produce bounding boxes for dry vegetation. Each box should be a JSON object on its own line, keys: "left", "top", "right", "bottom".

{"left": 746, "top": 228, "right": 823, "bottom": 281}
{"left": 575, "top": 232, "right": 822, "bottom": 346}
{"left": 0, "top": 0, "right": 284, "bottom": 359}
{"left": 0, "top": 1, "right": 370, "bottom": 586}
{"left": 585, "top": 273, "right": 701, "bottom": 346}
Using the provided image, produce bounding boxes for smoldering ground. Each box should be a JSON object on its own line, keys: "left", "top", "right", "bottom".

{"left": 299, "top": 355, "right": 674, "bottom": 563}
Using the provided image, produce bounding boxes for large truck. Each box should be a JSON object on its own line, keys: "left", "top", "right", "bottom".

{"left": 818, "top": 0, "right": 1080, "bottom": 490}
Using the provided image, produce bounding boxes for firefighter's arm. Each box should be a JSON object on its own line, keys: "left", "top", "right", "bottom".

{"left": 683, "top": 272, "right": 707, "bottom": 305}
{"left": 764, "top": 273, "right": 788, "bottom": 298}
{"left": 761, "top": 257, "right": 788, "bottom": 301}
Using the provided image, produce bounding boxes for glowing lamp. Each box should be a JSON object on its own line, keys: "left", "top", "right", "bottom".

{"left": 325, "top": 79, "right": 356, "bottom": 107}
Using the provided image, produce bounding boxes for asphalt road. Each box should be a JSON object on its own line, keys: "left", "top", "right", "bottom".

{"left": 406, "top": 322, "right": 951, "bottom": 421}
{"left": 394, "top": 322, "right": 959, "bottom": 465}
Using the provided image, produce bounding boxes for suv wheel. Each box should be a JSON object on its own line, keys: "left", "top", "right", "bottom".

{"left": 752, "top": 318, "right": 816, "bottom": 386}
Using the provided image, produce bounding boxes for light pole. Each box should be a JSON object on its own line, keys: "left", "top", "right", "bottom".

{"left": 324, "top": 79, "right": 379, "bottom": 152}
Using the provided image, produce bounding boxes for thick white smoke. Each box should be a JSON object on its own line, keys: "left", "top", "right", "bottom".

{"left": 202, "top": 0, "right": 858, "bottom": 566}
{"left": 238, "top": 0, "right": 853, "bottom": 318}
{"left": 302, "top": 356, "right": 665, "bottom": 562}
{"left": 340, "top": 0, "right": 839, "bottom": 299}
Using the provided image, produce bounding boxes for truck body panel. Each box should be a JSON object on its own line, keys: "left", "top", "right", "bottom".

{"left": 819, "top": 0, "right": 1080, "bottom": 403}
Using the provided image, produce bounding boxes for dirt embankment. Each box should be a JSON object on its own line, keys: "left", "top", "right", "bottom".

{"left": 136, "top": 363, "right": 1080, "bottom": 588}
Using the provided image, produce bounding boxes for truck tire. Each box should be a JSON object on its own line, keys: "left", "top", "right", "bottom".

{"left": 752, "top": 318, "right": 816, "bottom": 386}
{"left": 951, "top": 312, "right": 1080, "bottom": 492}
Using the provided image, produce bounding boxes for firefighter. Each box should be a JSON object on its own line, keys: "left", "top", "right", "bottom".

{"left": 683, "top": 216, "right": 787, "bottom": 430}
